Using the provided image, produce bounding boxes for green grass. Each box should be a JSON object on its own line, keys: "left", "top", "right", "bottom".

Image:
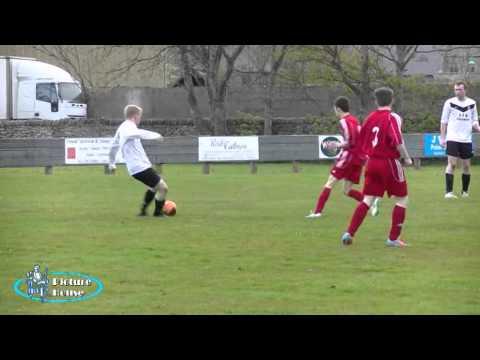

{"left": 1, "top": 163, "right": 479, "bottom": 314}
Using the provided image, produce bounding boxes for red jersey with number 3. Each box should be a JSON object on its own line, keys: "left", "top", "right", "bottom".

{"left": 360, "top": 109, "right": 403, "bottom": 159}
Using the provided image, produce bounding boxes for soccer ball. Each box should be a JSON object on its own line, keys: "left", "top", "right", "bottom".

{"left": 163, "top": 200, "right": 176, "bottom": 216}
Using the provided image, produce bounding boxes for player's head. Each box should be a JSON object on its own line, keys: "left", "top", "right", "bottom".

{"left": 124, "top": 104, "right": 143, "bottom": 124}
{"left": 454, "top": 80, "right": 466, "bottom": 100}
{"left": 374, "top": 87, "right": 394, "bottom": 107}
{"left": 334, "top": 96, "right": 350, "bottom": 117}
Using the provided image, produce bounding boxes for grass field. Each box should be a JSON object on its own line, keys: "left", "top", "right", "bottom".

{"left": 1, "top": 162, "right": 479, "bottom": 314}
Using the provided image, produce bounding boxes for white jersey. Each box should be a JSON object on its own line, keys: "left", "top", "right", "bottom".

{"left": 108, "top": 120, "right": 161, "bottom": 176}
{"left": 441, "top": 96, "right": 479, "bottom": 143}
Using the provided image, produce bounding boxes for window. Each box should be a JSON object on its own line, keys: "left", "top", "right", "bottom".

{"left": 36, "top": 83, "right": 57, "bottom": 103}
{"left": 444, "top": 55, "right": 460, "bottom": 74}
{"left": 58, "top": 82, "right": 85, "bottom": 103}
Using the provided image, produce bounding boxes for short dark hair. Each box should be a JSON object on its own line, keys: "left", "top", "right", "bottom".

{"left": 334, "top": 96, "right": 350, "bottom": 112}
{"left": 374, "top": 87, "right": 394, "bottom": 107}
{"left": 454, "top": 80, "right": 467, "bottom": 89}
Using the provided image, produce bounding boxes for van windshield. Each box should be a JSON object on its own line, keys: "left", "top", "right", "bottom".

{"left": 58, "top": 83, "right": 85, "bottom": 103}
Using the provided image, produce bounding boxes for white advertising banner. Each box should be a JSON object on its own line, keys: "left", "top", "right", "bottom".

{"left": 318, "top": 135, "right": 344, "bottom": 159}
{"left": 65, "top": 138, "right": 124, "bottom": 164}
{"left": 198, "top": 136, "right": 259, "bottom": 162}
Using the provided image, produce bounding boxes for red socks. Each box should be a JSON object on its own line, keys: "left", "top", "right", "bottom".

{"left": 346, "top": 202, "right": 407, "bottom": 241}
{"left": 315, "top": 187, "right": 363, "bottom": 214}
{"left": 315, "top": 187, "right": 331, "bottom": 214}
{"left": 347, "top": 189, "right": 363, "bottom": 202}
{"left": 347, "top": 202, "right": 370, "bottom": 236}
{"left": 389, "top": 205, "right": 406, "bottom": 241}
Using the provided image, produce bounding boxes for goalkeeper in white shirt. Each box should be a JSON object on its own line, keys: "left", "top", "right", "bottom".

{"left": 108, "top": 104, "right": 169, "bottom": 217}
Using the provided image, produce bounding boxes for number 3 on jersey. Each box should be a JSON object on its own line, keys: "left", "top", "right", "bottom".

{"left": 372, "top": 126, "right": 380, "bottom": 148}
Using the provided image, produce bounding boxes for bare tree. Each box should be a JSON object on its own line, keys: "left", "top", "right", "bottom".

{"left": 263, "top": 45, "right": 289, "bottom": 135}
{"left": 177, "top": 46, "right": 211, "bottom": 134}
{"left": 235, "top": 45, "right": 290, "bottom": 134}
{"left": 106, "top": 45, "right": 175, "bottom": 85}
{"left": 368, "top": 45, "right": 420, "bottom": 113}
{"left": 301, "top": 45, "right": 385, "bottom": 115}
{"left": 369, "top": 45, "right": 420, "bottom": 76}
{"left": 178, "top": 45, "right": 245, "bottom": 135}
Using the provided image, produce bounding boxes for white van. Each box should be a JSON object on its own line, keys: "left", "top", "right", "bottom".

{"left": 0, "top": 56, "right": 87, "bottom": 120}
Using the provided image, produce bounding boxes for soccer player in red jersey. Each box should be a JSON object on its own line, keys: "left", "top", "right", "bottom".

{"left": 341, "top": 87, "right": 413, "bottom": 247}
{"left": 306, "top": 96, "right": 367, "bottom": 218}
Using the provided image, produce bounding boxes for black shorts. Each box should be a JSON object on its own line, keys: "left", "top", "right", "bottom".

{"left": 132, "top": 168, "right": 161, "bottom": 188}
{"left": 446, "top": 141, "right": 473, "bottom": 159}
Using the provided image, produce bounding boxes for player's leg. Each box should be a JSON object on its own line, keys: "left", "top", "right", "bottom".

{"left": 132, "top": 169, "right": 158, "bottom": 216}
{"left": 342, "top": 195, "right": 376, "bottom": 245}
{"left": 386, "top": 195, "right": 408, "bottom": 247}
{"left": 445, "top": 142, "right": 459, "bottom": 198}
{"left": 370, "top": 196, "right": 381, "bottom": 217}
{"left": 348, "top": 194, "right": 376, "bottom": 231}
{"left": 307, "top": 174, "right": 339, "bottom": 218}
{"left": 445, "top": 155, "right": 458, "bottom": 198}
{"left": 344, "top": 164, "right": 378, "bottom": 215}
{"left": 132, "top": 168, "right": 163, "bottom": 216}
{"left": 460, "top": 142, "right": 473, "bottom": 197}
{"left": 461, "top": 158, "right": 471, "bottom": 197}
{"left": 342, "top": 158, "right": 385, "bottom": 245}
{"left": 385, "top": 159, "right": 409, "bottom": 247}
{"left": 139, "top": 187, "right": 156, "bottom": 216}
{"left": 343, "top": 180, "right": 363, "bottom": 202}
{"left": 153, "top": 178, "right": 168, "bottom": 217}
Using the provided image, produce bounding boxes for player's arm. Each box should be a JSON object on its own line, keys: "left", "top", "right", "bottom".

{"left": 126, "top": 128, "right": 164, "bottom": 141}
{"left": 472, "top": 102, "right": 479, "bottom": 132}
{"left": 337, "top": 118, "right": 350, "bottom": 149}
{"left": 396, "top": 143, "right": 412, "bottom": 166}
{"left": 391, "top": 114, "right": 412, "bottom": 166}
{"left": 108, "top": 131, "right": 120, "bottom": 170}
{"left": 440, "top": 123, "right": 448, "bottom": 144}
{"left": 440, "top": 100, "right": 450, "bottom": 147}
{"left": 473, "top": 121, "right": 480, "bottom": 132}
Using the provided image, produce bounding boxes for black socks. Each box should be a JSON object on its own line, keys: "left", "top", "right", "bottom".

{"left": 462, "top": 174, "right": 471, "bottom": 193}
{"left": 446, "top": 173, "right": 471, "bottom": 193}
{"left": 143, "top": 190, "right": 156, "bottom": 207}
{"left": 139, "top": 190, "right": 156, "bottom": 215}
{"left": 446, "top": 173, "right": 454, "bottom": 193}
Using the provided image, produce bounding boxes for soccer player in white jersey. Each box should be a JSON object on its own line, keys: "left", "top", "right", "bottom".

{"left": 108, "top": 105, "right": 169, "bottom": 217}
{"left": 440, "top": 81, "right": 480, "bottom": 199}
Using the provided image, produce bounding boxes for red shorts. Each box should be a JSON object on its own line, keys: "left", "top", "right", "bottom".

{"left": 330, "top": 151, "right": 364, "bottom": 184}
{"left": 363, "top": 157, "right": 408, "bottom": 198}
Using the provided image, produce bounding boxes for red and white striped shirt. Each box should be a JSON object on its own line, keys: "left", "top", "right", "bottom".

{"left": 338, "top": 114, "right": 364, "bottom": 164}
